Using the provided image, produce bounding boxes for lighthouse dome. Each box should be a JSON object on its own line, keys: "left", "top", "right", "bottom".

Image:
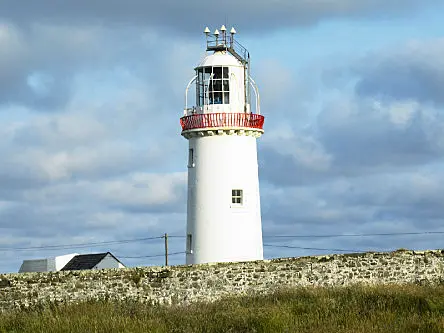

{"left": 197, "top": 51, "right": 242, "bottom": 68}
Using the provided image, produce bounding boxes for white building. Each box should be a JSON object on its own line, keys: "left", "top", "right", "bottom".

{"left": 18, "top": 252, "right": 125, "bottom": 272}
{"left": 19, "top": 253, "right": 78, "bottom": 273}
{"left": 181, "top": 26, "right": 264, "bottom": 265}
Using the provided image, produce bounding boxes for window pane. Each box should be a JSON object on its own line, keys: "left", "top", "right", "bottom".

{"left": 212, "top": 80, "right": 222, "bottom": 92}
{"left": 223, "top": 80, "right": 229, "bottom": 92}
{"left": 223, "top": 67, "right": 229, "bottom": 78}
{"left": 188, "top": 149, "right": 194, "bottom": 167}
{"left": 213, "top": 67, "right": 222, "bottom": 79}
{"left": 204, "top": 67, "right": 211, "bottom": 83}
{"left": 213, "top": 92, "right": 222, "bottom": 104}
{"left": 187, "top": 234, "right": 192, "bottom": 253}
{"left": 223, "top": 92, "right": 229, "bottom": 104}
{"left": 206, "top": 85, "right": 211, "bottom": 104}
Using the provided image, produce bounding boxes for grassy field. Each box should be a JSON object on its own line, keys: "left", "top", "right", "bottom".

{"left": 1, "top": 284, "right": 444, "bottom": 333}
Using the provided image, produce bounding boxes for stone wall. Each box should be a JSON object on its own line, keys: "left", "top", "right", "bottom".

{"left": 1, "top": 249, "right": 443, "bottom": 312}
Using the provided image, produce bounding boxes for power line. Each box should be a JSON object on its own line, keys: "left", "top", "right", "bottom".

{"left": 263, "top": 231, "right": 444, "bottom": 239}
{"left": 164, "top": 231, "right": 444, "bottom": 240}
{"left": 264, "top": 244, "right": 366, "bottom": 253}
{"left": 0, "top": 236, "right": 164, "bottom": 252}
{"left": 2, "top": 229, "right": 443, "bottom": 253}
{"left": 119, "top": 251, "right": 185, "bottom": 259}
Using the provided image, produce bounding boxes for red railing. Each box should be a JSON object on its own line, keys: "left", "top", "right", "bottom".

{"left": 180, "top": 113, "right": 264, "bottom": 132}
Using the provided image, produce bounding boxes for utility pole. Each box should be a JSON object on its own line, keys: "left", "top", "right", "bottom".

{"left": 164, "top": 233, "right": 168, "bottom": 266}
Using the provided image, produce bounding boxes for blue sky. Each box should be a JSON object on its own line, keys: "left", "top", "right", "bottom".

{"left": 1, "top": 1, "right": 444, "bottom": 273}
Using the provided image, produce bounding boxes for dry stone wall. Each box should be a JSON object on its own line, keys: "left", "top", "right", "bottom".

{"left": 1, "top": 249, "right": 444, "bottom": 312}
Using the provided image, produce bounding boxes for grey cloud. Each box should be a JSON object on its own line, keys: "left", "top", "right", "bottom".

{"left": 0, "top": 0, "right": 438, "bottom": 33}
{"left": 261, "top": 36, "right": 444, "bottom": 187}
{"left": 260, "top": 102, "right": 442, "bottom": 187}
{"left": 354, "top": 39, "right": 444, "bottom": 106}
{"left": 0, "top": 23, "right": 106, "bottom": 110}
{"left": 0, "top": 20, "right": 200, "bottom": 111}
{"left": 0, "top": 145, "right": 173, "bottom": 192}
{"left": 260, "top": 169, "right": 444, "bottom": 258}
{"left": 317, "top": 99, "right": 441, "bottom": 168}
{"left": 100, "top": 173, "right": 187, "bottom": 214}
{"left": 0, "top": 177, "right": 187, "bottom": 272}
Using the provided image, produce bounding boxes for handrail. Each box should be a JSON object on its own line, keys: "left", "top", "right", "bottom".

{"left": 206, "top": 34, "right": 249, "bottom": 64}
{"left": 180, "top": 113, "right": 264, "bottom": 132}
{"left": 249, "top": 76, "right": 260, "bottom": 115}
{"left": 184, "top": 75, "right": 197, "bottom": 115}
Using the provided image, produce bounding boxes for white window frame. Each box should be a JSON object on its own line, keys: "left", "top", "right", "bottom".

{"left": 231, "top": 189, "right": 243, "bottom": 206}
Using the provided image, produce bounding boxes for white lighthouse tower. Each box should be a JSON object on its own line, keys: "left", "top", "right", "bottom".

{"left": 181, "top": 26, "right": 264, "bottom": 265}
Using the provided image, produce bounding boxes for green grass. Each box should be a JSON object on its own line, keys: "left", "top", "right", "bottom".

{"left": 1, "top": 284, "right": 444, "bottom": 332}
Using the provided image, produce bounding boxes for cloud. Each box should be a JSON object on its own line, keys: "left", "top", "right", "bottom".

{"left": 1, "top": 7, "right": 444, "bottom": 274}
{"left": 261, "top": 168, "right": 444, "bottom": 257}
{"left": 0, "top": 171, "right": 187, "bottom": 273}
{"left": 261, "top": 37, "right": 444, "bottom": 187}
{"left": 0, "top": 0, "right": 437, "bottom": 33}
{"left": 354, "top": 39, "right": 444, "bottom": 106}
{"left": 0, "top": 19, "right": 195, "bottom": 273}
{"left": 257, "top": 37, "right": 444, "bottom": 259}
{"left": 100, "top": 172, "right": 187, "bottom": 213}
{"left": 0, "top": 22, "right": 107, "bottom": 109}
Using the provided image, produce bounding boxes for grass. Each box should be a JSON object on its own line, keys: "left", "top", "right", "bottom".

{"left": 1, "top": 284, "right": 444, "bottom": 332}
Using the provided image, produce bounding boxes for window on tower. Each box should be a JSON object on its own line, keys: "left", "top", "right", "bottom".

{"left": 232, "top": 189, "right": 243, "bottom": 205}
{"left": 187, "top": 234, "right": 193, "bottom": 254}
{"left": 196, "top": 66, "right": 230, "bottom": 106}
{"left": 188, "top": 148, "right": 194, "bottom": 168}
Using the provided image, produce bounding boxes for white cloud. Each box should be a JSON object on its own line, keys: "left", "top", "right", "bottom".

{"left": 263, "top": 125, "right": 332, "bottom": 172}
{"left": 100, "top": 172, "right": 187, "bottom": 208}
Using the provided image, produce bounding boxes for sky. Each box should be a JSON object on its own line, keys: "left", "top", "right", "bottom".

{"left": 1, "top": 1, "right": 444, "bottom": 273}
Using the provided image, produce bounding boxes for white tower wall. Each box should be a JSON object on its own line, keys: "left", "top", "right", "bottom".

{"left": 186, "top": 134, "right": 263, "bottom": 264}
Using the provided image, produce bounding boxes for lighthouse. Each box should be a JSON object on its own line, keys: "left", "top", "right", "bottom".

{"left": 181, "top": 26, "right": 264, "bottom": 265}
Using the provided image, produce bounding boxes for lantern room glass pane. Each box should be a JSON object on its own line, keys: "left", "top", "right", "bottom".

{"left": 223, "top": 67, "right": 229, "bottom": 78}
{"left": 223, "top": 92, "right": 229, "bottom": 104}
{"left": 213, "top": 92, "right": 222, "bottom": 104}
{"left": 211, "top": 80, "right": 222, "bottom": 92}
{"left": 223, "top": 80, "right": 229, "bottom": 92}
{"left": 213, "top": 67, "right": 222, "bottom": 79}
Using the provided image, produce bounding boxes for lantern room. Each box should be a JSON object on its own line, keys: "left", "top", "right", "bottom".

{"left": 184, "top": 25, "right": 260, "bottom": 117}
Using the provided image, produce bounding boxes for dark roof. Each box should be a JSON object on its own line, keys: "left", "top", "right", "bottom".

{"left": 61, "top": 252, "right": 122, "bottom": 271}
